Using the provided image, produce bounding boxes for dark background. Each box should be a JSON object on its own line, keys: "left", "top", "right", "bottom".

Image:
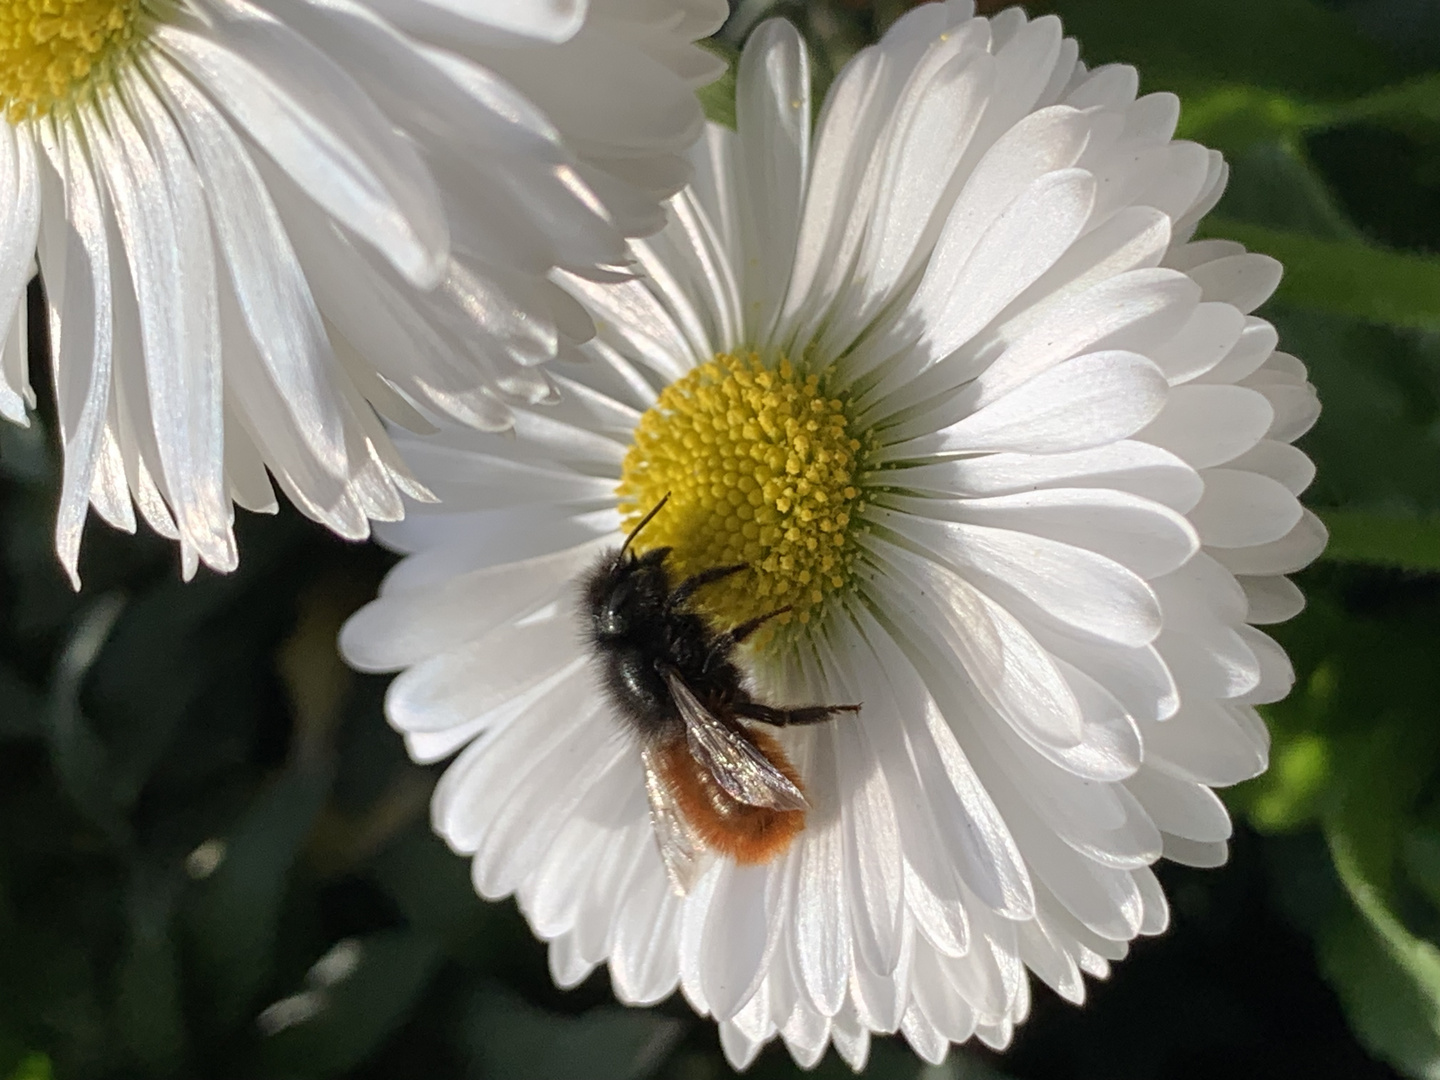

{"left": 3, "top": 1, "right": 1440, "bottom": 1077}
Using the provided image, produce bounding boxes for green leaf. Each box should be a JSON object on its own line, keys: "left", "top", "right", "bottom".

{"left": 1321, "top": 830, "right": 1440, "bottom": 1078}
{"left": 696, "top": 41, "right": 737, "bottom": 130}
{"left": 186, "top": 761, "right": 333, "bottom": 1022}
{"left": 1336, "top": 73, "right": 1440, "bottom": 129}
{"left": 1317, "top": 509, "right": 1440, "bottom": 570}
{"left": 1237, "top": 730, "right": 1334, "bottom": 832}
{"left": 1270, "top": 309, "right": 1440, "bottom": 516}
{"left": 1215, "top": 139, "right": 1358, "bottom": 239}
{"left": 1176, "top": 73, "right": 1440, "bottom": 158}
{"left": 1200, "top": 219, "right": 1440, "bottom": 329}
{"left": 1256, "top": 586, "right": 1440, "bottom": 1079}
{"left": 467, "top": 987, "right": 682, "bottom": 1080}
{"left": 261, "top": 930, "right": 442, "bottom": 1078}
{"left": 1048, "top": 0, "right": 1400, "bottom": 101}
{"left": 4, "top": 1055, "right": 52, "bottom": 1080}
{"left": 1174, "top": 85, "right": 1325, "bottom": 157}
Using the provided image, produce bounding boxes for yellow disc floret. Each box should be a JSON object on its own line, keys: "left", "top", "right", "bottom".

{"left": 616, "top": 352, "right": 869, "bottom": 638}
{"left": 1, "top": 0, "right": 144, "bottom": 122}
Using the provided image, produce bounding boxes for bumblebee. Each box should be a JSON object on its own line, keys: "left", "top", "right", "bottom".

{"left": 581, "top": 496, "right": 859, "bottom": 895}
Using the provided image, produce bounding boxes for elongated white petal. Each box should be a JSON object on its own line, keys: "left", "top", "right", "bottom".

{"left": 150, "top": 58, "right": 351, "bottom": 481}
{"left": 0, "top": 128, "right": 40, "bottom": 424}
{"left": 88, "top": 84, "right": 234, "bottom": 572}
{"left": 736, "top": 19, "right": 810, "bottom": 346}
{"left": 38, "top": 123, "right": 115, "bottom": 587}
{"left": 160, "top": 0, "right": 448, "bottom": 287}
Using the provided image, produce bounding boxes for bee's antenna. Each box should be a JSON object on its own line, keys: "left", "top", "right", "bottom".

{"left": 619, "top": 493, "right": 670, "bottom": 558}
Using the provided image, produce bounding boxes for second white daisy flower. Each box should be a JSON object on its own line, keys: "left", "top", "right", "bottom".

{"left": 0, "top": 0, "right": 726, "bottom": 582}
{"left": 343, "top": 2, "right": 1324, "bottom": 1069}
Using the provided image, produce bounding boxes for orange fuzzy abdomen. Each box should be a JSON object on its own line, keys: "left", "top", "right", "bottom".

{"left": 656, "top": 730, "right": 807, "bottom": 865}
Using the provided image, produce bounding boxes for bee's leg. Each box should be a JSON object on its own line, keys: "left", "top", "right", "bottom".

{"left": 726, "top": 606, "right": 793, "bottom": 646}
{"left": 699, "top": 606, "right": 793, "bottom": 678}
{"left": 734, "top": 701, "right": 862, "bottom": 727}
{"left": 670, "top": 563, "right": 747, "bottom": 608}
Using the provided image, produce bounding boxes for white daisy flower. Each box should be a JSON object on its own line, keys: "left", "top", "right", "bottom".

{"left": 0, "top": 0, "right": 727, "bottom": 584}
{"left": 341, "top": 2, "right": 1324, "bottom": 1070}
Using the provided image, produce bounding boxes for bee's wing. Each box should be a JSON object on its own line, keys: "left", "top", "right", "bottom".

{"left": 642, "top": 745, "right": 703, "bottom": 897}
{"left": 662, "top": 668, "right": 808, "bottom": 813}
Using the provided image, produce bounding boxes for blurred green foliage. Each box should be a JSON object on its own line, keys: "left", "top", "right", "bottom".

{"left": 3, "top": 1, "right": 1440, "bottom": 1078}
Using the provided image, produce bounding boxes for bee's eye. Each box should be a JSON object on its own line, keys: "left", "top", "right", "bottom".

{"left": 595, "top": 580, "right": 632, "bottom": 638}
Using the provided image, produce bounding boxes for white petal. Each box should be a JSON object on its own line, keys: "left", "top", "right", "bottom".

{"left": 869, "top": 508, "right": 1163, "bottom": 648}
{"left": 1199, "top": 316, "right": 1278, "bottom": 385}
{"left": 699, "top": 864, "right": 789, "bottom": 1025}
{"left": 1125, "top": 767, "right": 1232, "bottom": 843}
{"left": 0, "top": 127, "right": 40, "bottom": 424}
{"left": 736, "top": 19, "right": 810, "bottom": 345}
{"left": 1151, "top": 301, "right": 1244, "bottom": 384}
{"left": 836, "top": 718, "right": 905, "bottom": 977}
{"left": 1, "top": 288, "right": 30, "bottom": 426}
{"left": 89, "top": 421, "right": 135, "bottom": 532}
{"left": 1189, "top": 468, "right": 1302, "bottom": 549}
{"left": 157, "top": 3, "right": 447, "bottom": 287}
{"left": 1138, "top": 384, "right": 1273, "bottom": 469}
{"left": 718, "top": 1021, "right": 764, "bottom": 1072}
{"left": 1239, "top": 574, "right": 1306, "bottom": 624}
{"left": 1144, "top": 703, "right": 1268, "bottom": 786}
{"left": 1209, "top": 508, "right": 1327, "bottom": 577}
{"left": 899, "top": 166, "right": 1097, "bottom": 373}
{"left": 386, "top": 612, "right": 582, "bottom": 743}
{"left": 432, "top": 673, "right": 598, "bottom": 854}
{"left": 150, "top": 58, "right": 353, "bottom": 482}
{"left": 1162, "top": 835, "right": 1230, "bottom": 868}
{"left": 95, "top": 77, "right": 234, "bottom": 571}
{"left": 340, "top": 541, "right": 600, "bottom": 670}
{"left": 37, "top": 123, "right": 115, "bottom": 588}
{"left": 925, "top": 267, "right": 1198, "bottom": 417}
{"left": 792, "top": 731, "right": 852, "bottom": 1018}
{"left": 1186, "top": 252, "right": 1282, "bottom": 314}
{"left": 610, "top": 871, "right": 682, "bottom": 1005}
{"left": 1251, "top": 380, "right": 1321, "bottom": 443}
{"left": 882, "top": 441, "right": 1202, "bottom": 513}
{"left": 375, "top": 0, "right": 588, "bottom": 44}
{"left": 779, "top": 41, "right": 930, "bottom": 352}
{"left": 889, "top": 487, "right": 1198, "bottom": 579}
{"left": 1226, "top": 440, "right": 1315, "bottom": 496}
{"left": 1235, "top": 625, "right": 1296, "bottom": 705}
{"left": 1066, "top": 63, "right": 1139, "bottom": 110}
{"left": 844, "top": 30, "right": 996, "bottom": 322}
{"left": 864, "top": 540, "right": 1085, "bottom": 750}
{"left": 851, "top": 610, "right": 1036, "bottom": 919}
{"left": 901, "top": 1002, "right": 949, "bottom": 1065}
{"left": 879, "top": 351, "right": 1169, "bottom": 460}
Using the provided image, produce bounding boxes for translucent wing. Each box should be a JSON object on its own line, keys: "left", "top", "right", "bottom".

{"left": 641, "top": 745, "right": 703, "bottom": 896}
{"left": 662, "top": 668, "right": 808, "bottom": 813}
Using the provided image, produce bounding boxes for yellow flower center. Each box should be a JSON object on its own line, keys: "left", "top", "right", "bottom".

{"left": 616, "top": 352, "right": 869, "bottom": 639}
{"left": 0, "top": 0, "right": 144, "bottom": 121}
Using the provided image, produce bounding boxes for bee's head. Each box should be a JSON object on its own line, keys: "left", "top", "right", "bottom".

{"left": 582, "top": 547, "right": 670, "bottom": 643}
